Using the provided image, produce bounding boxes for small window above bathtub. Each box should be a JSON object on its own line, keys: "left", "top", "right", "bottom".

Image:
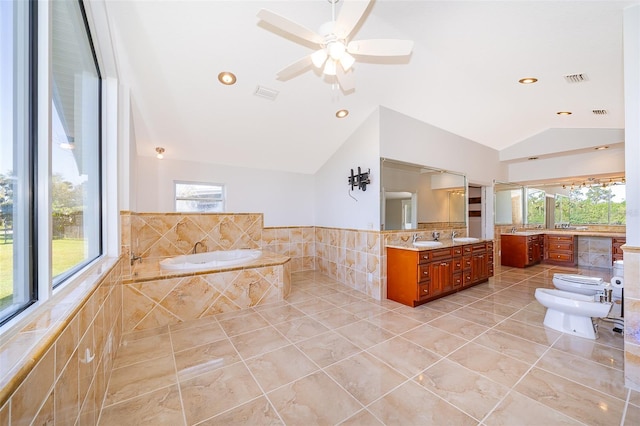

{"left": 174, "top": 181, "right": 225, "bottom": 213}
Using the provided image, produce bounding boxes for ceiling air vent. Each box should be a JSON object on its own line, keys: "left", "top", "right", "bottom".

{"left": 564, "top": 73, "right": 588, "bottom": 83}
{"left": 254, "top": 85, "right": 279, "bottom": 101}
{"left": 592, "top": 109, "right": 608, "bottom": 115}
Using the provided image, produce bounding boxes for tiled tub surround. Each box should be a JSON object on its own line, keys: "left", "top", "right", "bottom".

{"left": 0, "top": 257, "right": 124, "bottom": 425}
{"left": 122, "top": 256, "right": 292, "bottom": 332}
{"left": 120, "top": 212, "right": 315, "bottom": 281}
{"left": 578, "top": 236, "right": 613, "bottom": 268}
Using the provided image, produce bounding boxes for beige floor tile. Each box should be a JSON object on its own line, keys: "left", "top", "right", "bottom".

{"left": 390, "top": 305, "right": 445, "bottom": 322}
{"left": 368, "top": 380, "right": 477, "bottom": 425}
{"left": 536, "top": 348, "right": 627, "bottom": 400}
{"left": 427, "top": 314, "right": 489, "bottom": 340}
{"left": 474, "top": 329, "right": 549, "bottom": 364}
{"left": 257, "top": 304, "right": 307, "bottom": 325}
{"left": 272, "top": 315, "right": 329, "bottom": 343}
{"left": 553, "top": 334, "right": 625, "bottom": 370}
{"left": 493, "top": 318, "right": 562, "bottom": 346}
{"left": 448, "top": 342, "right": 531, "bottom": 387}
{"left": 199, "top": 396, "right": 283, "bottom": 425}
{"left": 365, "top": 311, "right": 422, "bottom": 334}
{"left": 416, "top": 358, "right": 509, "bottom": 421}
{"left": 325, "top": 351, "right": 407, "bottom": 405}
{"left": 335, "top": 320, "right": 395, "bottom": 350}
{"left": 367, "top": 336, "right": 441, "bottom": 378}
{"left": 295, "top": 331, "right": 361, "bottom": 368}
{"left": 340, "top": 300, "right": 391, "bottom": 319}
{"left": 170, "top": 320, "right": 227, "bottom": 352}
{"left": 218, "top": 312, "right": 270, "bottom": 336}
{"left": 311, "top": 307, "right": 361, "bottom": 328}
{"left": 98, "top": 385, "right": 184, "bottom": 425}
{"left": 624, "top": 401, "right": 640, "bottom": 426}
{"left": 229, "top": 326, "right": 290, "bottom": 359}
{"left": 468, "top": 299, "right": 521, "bottom": 317}
{"left": 419, "top": 298, "right": 464, "bottom": 313}
{"left": 450, "top": 306, "right": 507, "bottom": 327}
{"left": 401, "top": 324, "right": 467, "bottom": 356}
{"left": 104, "top": 355, "right": 177, "bottom": 406}
{"left": 174, "top": 338, "right": 241, "bottom": 381}
{"left": 515, "top": 367, "right": 625, "bottom": 425}
{"left": 180, "top": 362, "right": 262, "bottom": 425}
{"left": 508, "top": 307, "right": 546, "bottom": 326}
{"left": 113, "top": 332, "right": 172, "bottom": 369}
{"left": 484, "top": 390, "right": 582, "bottom": 425}
{"left": 339, "top": 409, "right": 384, "bottom": 425}
{"left": 268, "top": 371, "right": 362, "bottom": 425}
{"left": 245, "top": 344, "right": 318, "bottom": 392}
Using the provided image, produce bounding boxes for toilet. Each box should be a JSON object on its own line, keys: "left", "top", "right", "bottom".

{"left": 552, "top": 273, "right": 606, "bottom": 296}
{"left": 534, "top": 288, "right": 612, "bottom": 339}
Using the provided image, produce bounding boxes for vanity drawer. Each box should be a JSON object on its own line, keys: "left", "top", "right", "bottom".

{"left": 453, "top": 247, "right": 463, "bottom": 256}
{"left": 453, "top": 273, "right": 463, "bottom": 289}
{"left": 418, "top": 252, "right": 432, "bottom": 264}
{"left": 418, "top": 284, "right": 431, "bottom": 299}
{"left": 548, "top": 252, "right": 573, "bottom": 262}
{"left": 418, "top": 264, "right": 431, "bottom": 282}
{"left": 471, "top": 243, "right": 486, "bottom": 252}
{"left": 431, "top": 248, "right": 453, "bottom": 260}
{"left": 547, "top": 235, "right": 574, "bottom": 243}
{"left": 549, "top": 242, "right": 573, "bottom": 251}
{"left": 453, "top": 258, "right": 464, "bottom": 271}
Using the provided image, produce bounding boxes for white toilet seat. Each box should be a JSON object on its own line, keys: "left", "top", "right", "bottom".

{"left": 552, "top": 273, "right": 606, "bottom": 296}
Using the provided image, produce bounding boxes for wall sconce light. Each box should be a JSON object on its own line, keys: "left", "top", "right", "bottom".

{"left": 155, "top": 147, "right": 165, "bottom": 159}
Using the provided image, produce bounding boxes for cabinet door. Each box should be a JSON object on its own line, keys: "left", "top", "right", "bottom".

{"left": 430, "top": 260, "right": 453, "bottom": 295}
{"left": 471, "top": 252, "right": 488, "bottom": 283}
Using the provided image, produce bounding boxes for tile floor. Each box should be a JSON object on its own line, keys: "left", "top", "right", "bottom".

{"left": 98, "top": 264, "right": 639, "bottom": 425}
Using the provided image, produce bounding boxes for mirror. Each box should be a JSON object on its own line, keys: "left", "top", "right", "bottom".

{"left": 381, "top": 159, "right": 467, "bottom": 230}
{"left": 494, "top": 181, "right": 524, "bottom": 225}
{"left": 525, "top": 188, "right": 545, "bottom": 225}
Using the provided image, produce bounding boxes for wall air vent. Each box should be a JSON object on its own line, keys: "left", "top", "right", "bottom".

{"left": 592, "top": 109, "right": 608, "bottom": 115}
{"left": 254, "top": 85, "right": 279, "bottom": 101}
{"left": 564, "top": 73, "right": 588, "bottom": 83}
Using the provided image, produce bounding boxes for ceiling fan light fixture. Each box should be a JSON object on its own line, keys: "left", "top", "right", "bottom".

{"left": 327, "top": 41, "right": 346, "bottom": 61}
{"left": 340, "top": 52, "right": 355, "bottom": 71}
{"left": 217, "top": 71, "right": 237, "bottom": 85}
{"left": 323, "top": 59, "right": 337, "bottom": 76}
{"left": 311, "top": 49, "right": 328, "bottom": 68}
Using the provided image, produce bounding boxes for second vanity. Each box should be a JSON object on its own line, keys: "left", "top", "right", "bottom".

{"left": 386, "top": 239, "right": 494, "bottom": 307}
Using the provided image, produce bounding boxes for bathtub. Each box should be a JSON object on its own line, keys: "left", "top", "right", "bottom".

{"left": 159, "top": 249, "right": 262, "bottom": 271}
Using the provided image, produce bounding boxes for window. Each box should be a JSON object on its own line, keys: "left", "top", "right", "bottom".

{"left": 525, "top": 188, "right": 545, "bottom": 225}
{"left": 1, "top": 0, "right": 103, "bottom": 325}
{"left": 51, "top": 0, "right": 102, "bottom": 285}
{"left": 175, "top": 182, "right": 225, "bottom": 213}
{"left": 560, "top": 184, "right": 626, "bottom": 225}
{"left": 0, "top": 0, "right": 35, "bottom": 323}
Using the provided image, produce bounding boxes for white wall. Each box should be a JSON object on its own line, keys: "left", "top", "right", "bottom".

{"left": 379, "top": 107, "right": 506, "bottom": 185}
{"left": 135, "top": 157, "right": 315, "bottom": 227}
{"left": 506, "top": 146, "right": 625, "bottom": 182}
{"left": 314, "top": 109, "right": 381, "bottom": 230}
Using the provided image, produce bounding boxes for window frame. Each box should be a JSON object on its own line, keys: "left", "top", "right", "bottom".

{"left": 174, "top": 180, "right": 226, "bottom": 213}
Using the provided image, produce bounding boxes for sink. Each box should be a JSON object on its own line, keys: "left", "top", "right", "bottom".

{"left": 413, "top": 241, "right": 444, "bottom": 248}
{"left": 453, "top": 237, "right": 480, "bottom": 243}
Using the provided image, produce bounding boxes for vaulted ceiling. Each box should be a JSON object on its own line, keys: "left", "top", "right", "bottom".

{"left": 104, "top": 0, "right": 635, "bottom": 174}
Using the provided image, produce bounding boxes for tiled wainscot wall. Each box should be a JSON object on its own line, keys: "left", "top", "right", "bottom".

{"left": 624, "top": 246, "right": 640, "bottom": 390}
{"left": 0, "top": 258, "right": 124, "bottom": 425}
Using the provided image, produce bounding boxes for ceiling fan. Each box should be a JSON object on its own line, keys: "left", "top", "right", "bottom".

{"left": 257, "top": 0, "right": 414, "bottom": 91}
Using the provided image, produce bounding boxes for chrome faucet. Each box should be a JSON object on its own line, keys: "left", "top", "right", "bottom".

{"left": 451, "top": 230, "right": 458, "bottom": 239}
{"left": 432, "top": 231, "right": 440, "bottom": 241}
{"left": 193, "top": 241, "right": 206, "bottom": 254}
{"left": 413, "top": 233, "right": 420, "bottom": 243}
{"left": 130, "top": 253, "right": 142, "bottom": 266}
{"left": 511, "top": 227, "right": 517, "bottom": 233}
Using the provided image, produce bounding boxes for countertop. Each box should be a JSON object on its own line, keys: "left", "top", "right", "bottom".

{"left": 501, "top": 230, "right": 626, "bottom": 238}
{"left": 386, "top": 238, "right": 493, "bottom": 252}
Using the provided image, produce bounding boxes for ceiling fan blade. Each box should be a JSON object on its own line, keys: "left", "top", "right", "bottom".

{"left": 257, "top": 9, "right": 324, "bottom": 45}
{"left": 336, "top": 65, "right": 355, "bottom": 92}
{"left": 334, "top": 0, "right": 372, "bottom": 40}
{"left": 347, "top": 39, "right": 414, "bottom": 57}
{"left": 276, "top": 55, "right": 313, "bottom": 80}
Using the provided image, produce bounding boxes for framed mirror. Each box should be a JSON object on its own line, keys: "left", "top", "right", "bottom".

{"left": 381, "top": 158, "right": 467, "bottom": 231}
{"left": 494, "top": 181, "right": 524, "bottom": 225}
{"left": 525, "top": 188, "right": 546, "bottom": 226}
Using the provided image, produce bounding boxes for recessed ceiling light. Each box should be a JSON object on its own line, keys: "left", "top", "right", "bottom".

{"left": 155, "top": 147, "right": 165, "bottom": 159}
{"left": 518, "top": 77, "right": 538, "bottom": 84}
{"left": 217, "top": 71, "right": 237, "bottom": 85}
{"left": 595, "top": 146, "right": 609, "bottom": 150}
{"left": 336, "top": 109, "right": 349, "bottom": 118}
{"left": 556, "top": 111, "right": 572, "bottom": 116}
{"left": 528, "top": 157, "right": 539, "bottom": 160}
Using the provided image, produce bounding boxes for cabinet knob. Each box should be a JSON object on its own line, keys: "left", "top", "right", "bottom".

{"left": 423, "top": 271, "right": 428, "bottom": 275}
{"left": 441, "top": 262, "right": 448, "bottom": 266}
{"left": 424, "top": 289, "right": 428, "bottom": 293}
{"left": 557, "top": 245, "right": 560, "bottom": 248}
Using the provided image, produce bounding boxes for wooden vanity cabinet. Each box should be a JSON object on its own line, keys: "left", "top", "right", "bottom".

{"left": 387, "top": 241, "right": 493, "bottom": 307}
{"left": 612, "top": 237, "right": 625, "bottom": 264}
{"left": 500, "top": 234, "right": 541, "bottom": 268}
{"left": 544, "top": 234, "right": 577, "bottom": 266}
